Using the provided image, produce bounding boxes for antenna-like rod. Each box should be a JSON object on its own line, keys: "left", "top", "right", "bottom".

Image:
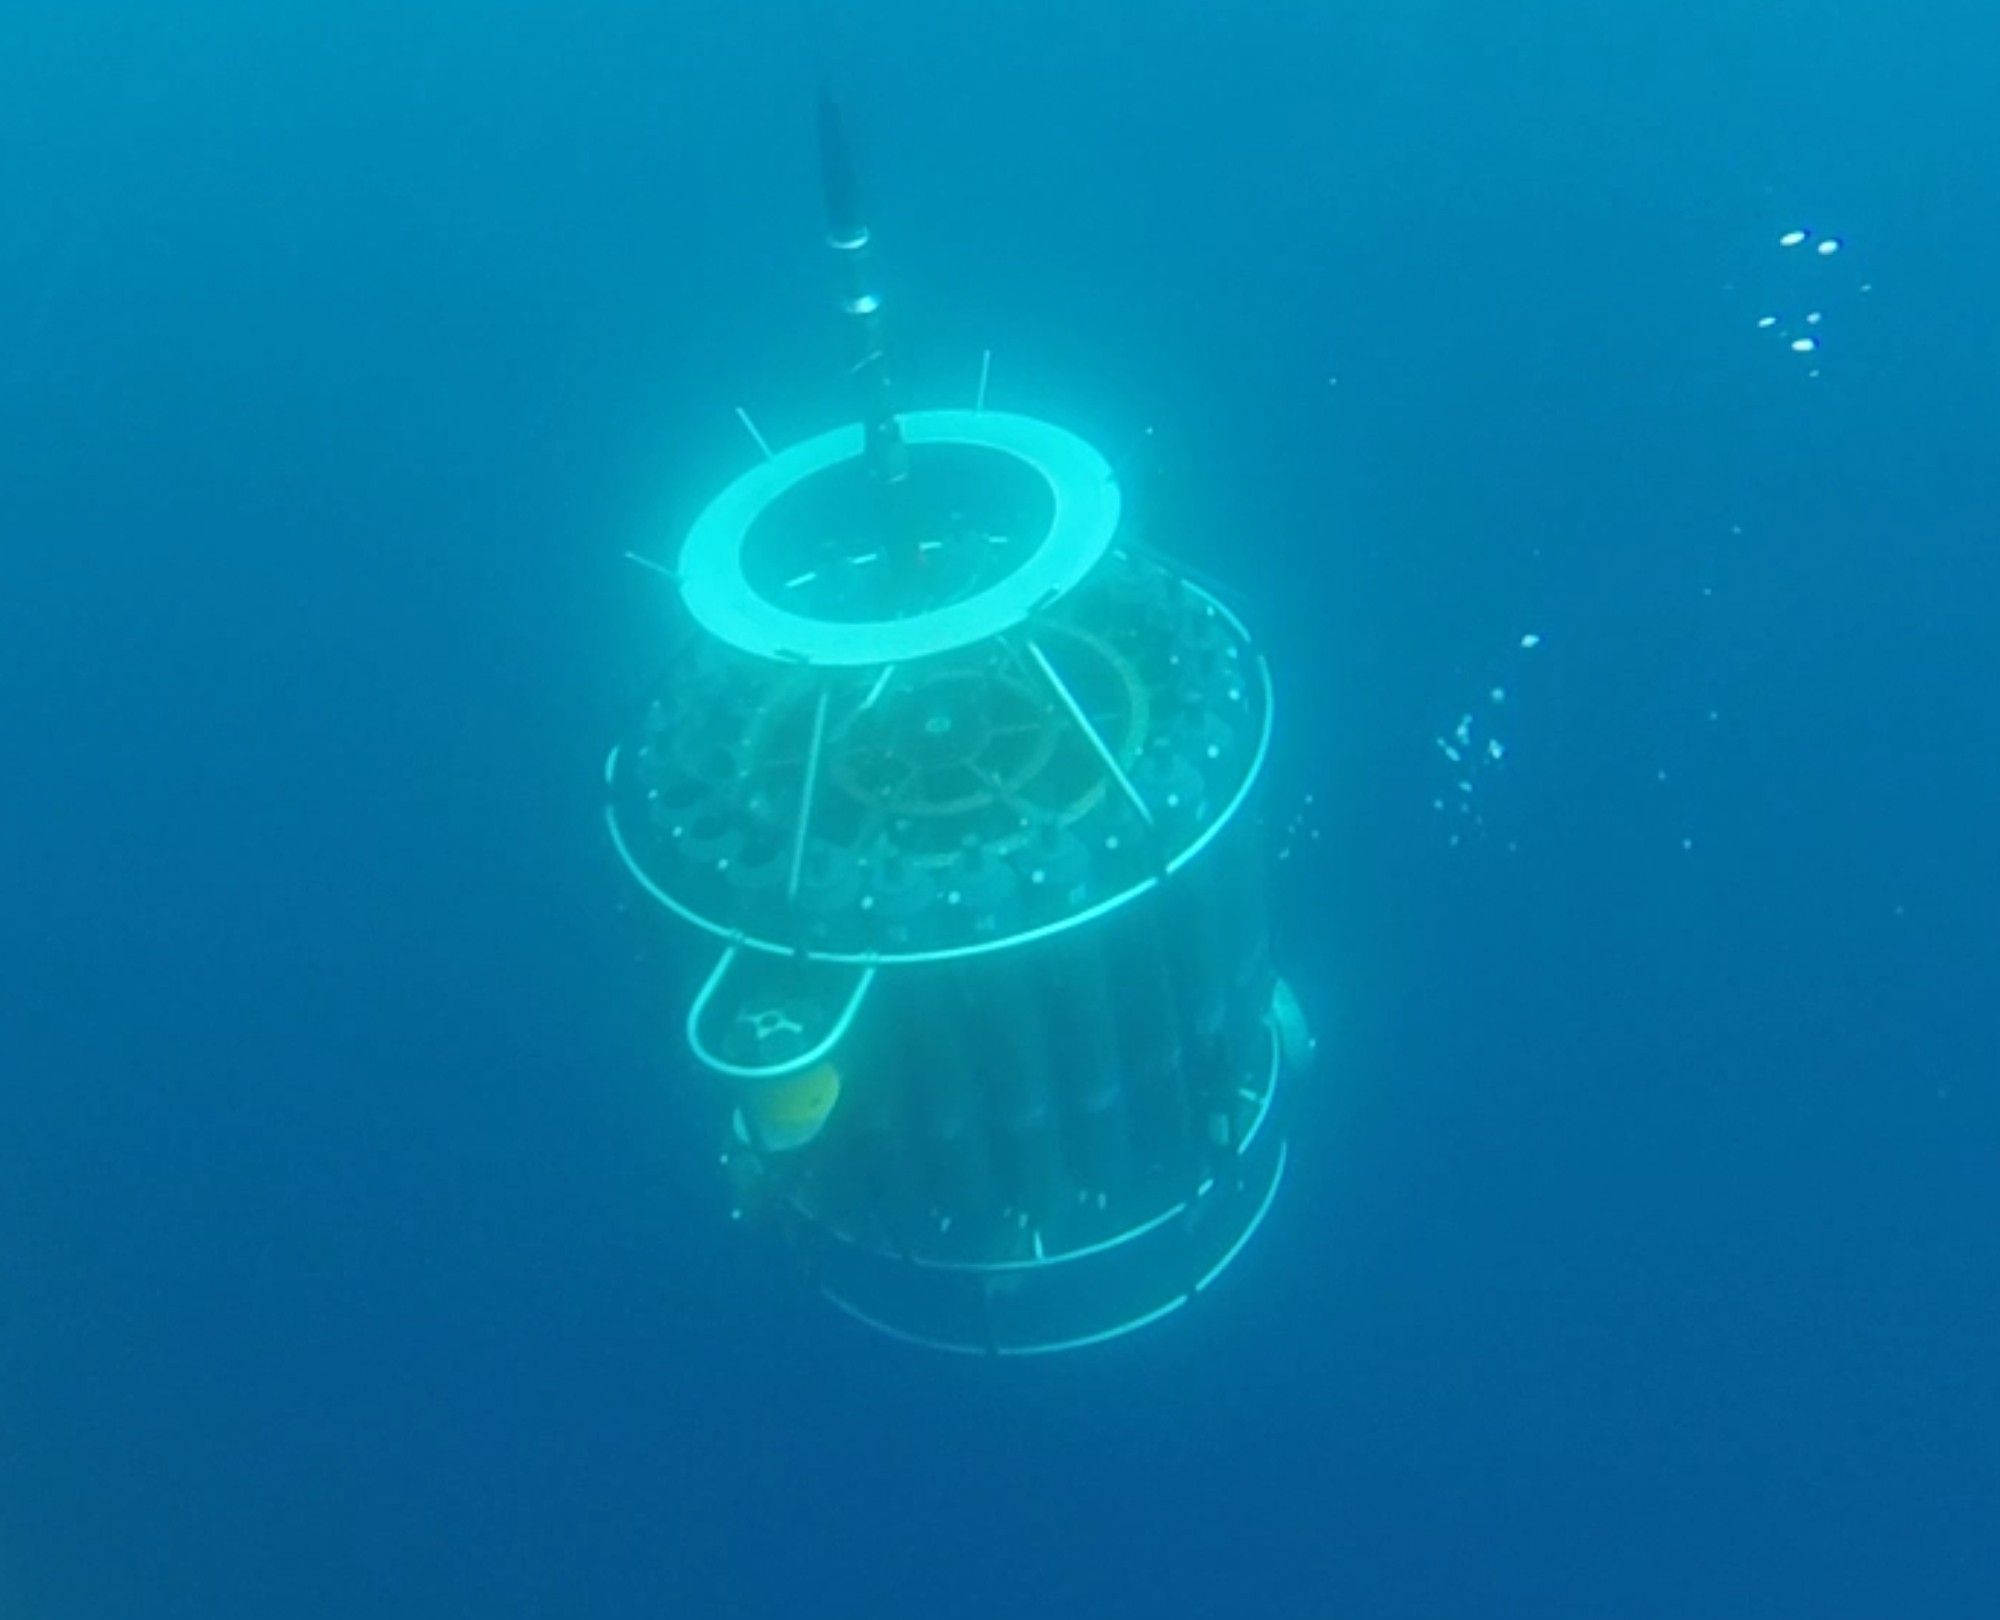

{"left": 817, "top": 83, "right": 921, "bottom": 597}
{"left": 818, "top": 85, "right": 866, "bottom": 250}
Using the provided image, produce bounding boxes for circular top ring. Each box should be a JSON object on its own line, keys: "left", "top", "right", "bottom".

{"left": 675, "top": 409, "right": 1120, "bottom": 666}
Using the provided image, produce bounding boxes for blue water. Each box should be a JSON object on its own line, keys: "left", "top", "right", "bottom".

{"left": 6, "top": 3, "right": 1997, "bottom": 1615}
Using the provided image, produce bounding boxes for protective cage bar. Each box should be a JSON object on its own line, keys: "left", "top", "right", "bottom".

{"left": 809, "top": 1029, "right": 1289, "bottom": 1356}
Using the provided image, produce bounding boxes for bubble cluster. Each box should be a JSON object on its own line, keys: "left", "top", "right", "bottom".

{"left": 1750, "top": 223, "right": 1870, "bottom": 378}
{"left": 1274, "top": 792, "right": 1321, "bottom": 864}
{"left": 1430, "top": 633, "right": 1540, "bottom": 849}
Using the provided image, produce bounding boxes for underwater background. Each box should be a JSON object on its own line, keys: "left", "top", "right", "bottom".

{"left": 6, "top": 1, "right": 1998, "bottom": 1614}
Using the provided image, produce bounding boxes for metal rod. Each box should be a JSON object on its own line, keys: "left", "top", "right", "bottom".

{"left": 786, "top": 687, "right": 832, "bottom": 903}
{"left": 734, "top": 405, "right": 776, "bottom": 461}
{"left": 622, "top": 550, "right": 679, "bottom": 582}
{"left": 1025, "top": 638, "right": 1154, "bottom": 826}
{"left": 975, "top": 347, "right": 992, "bottom": 413}
{"left": 817, "top": 85, "right": 920, "bottom": 592}
{"left": 859, "top": 664, "right": 898, "bottom": 711}
{"left": 1193, "top": 1142, "right": 1289, "bottom": 1295}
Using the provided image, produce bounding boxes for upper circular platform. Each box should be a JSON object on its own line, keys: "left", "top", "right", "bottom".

{"left": 676, "top": 409, "right": 1120, "bottom": 667}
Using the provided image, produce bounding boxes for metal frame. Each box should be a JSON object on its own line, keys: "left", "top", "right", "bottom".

{"left": 604, "top": 581, "right": 1275, "bottom": 968}
{"left": 807, "top": 1023, "right": 1293, "bottom": 1356}
{"left": 614, "top": 398, "right": 1296, "bottom": 1355}
{"left": 808, "top": 1020, "right": 1285, "bottom": 1277}
{"left": 684, "top": 947, "right": 878, "bottom": 1082}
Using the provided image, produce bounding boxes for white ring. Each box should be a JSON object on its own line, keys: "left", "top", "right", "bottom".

{"left": 674, "top": 409, "right": 1120, "bottom": 666}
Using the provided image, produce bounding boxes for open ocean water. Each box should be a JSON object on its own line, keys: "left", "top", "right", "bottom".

{"left": 5, "top": 2, "right": 1997, "bottom": 1616}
